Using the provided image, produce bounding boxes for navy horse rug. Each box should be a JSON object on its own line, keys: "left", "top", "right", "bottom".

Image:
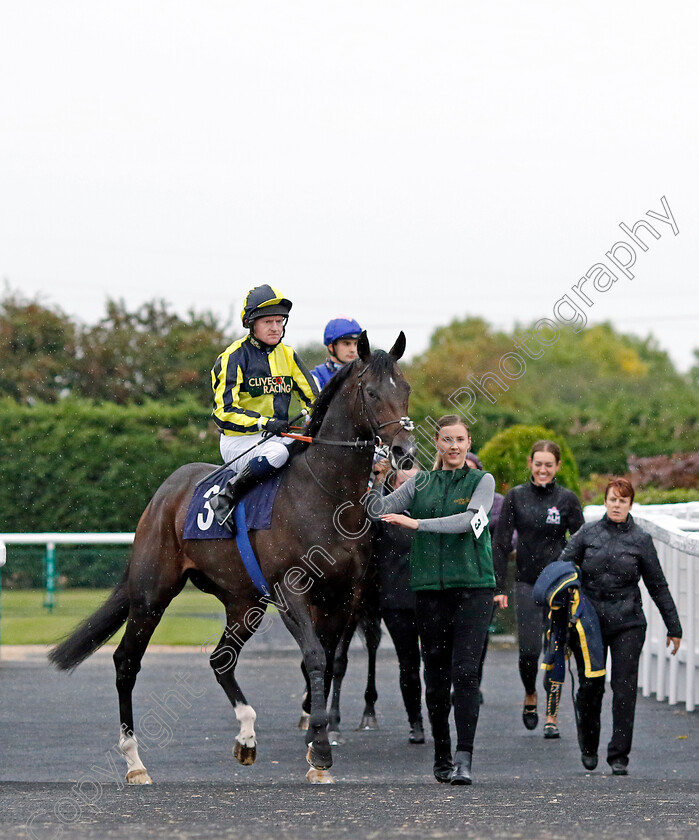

{"left": 183, "top": 468, "right": 284, "bottom": 540}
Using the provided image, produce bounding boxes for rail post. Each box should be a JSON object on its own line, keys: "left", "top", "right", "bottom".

{"left": 0, "top": 540, "right": 5, "bottom": 651}
{"left": 44, "top": 542, "right": 56, "bottom": 612}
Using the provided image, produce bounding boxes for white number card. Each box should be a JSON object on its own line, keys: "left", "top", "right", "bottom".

{"left": 470, "top": 506, "right": 488, "bottom": 539}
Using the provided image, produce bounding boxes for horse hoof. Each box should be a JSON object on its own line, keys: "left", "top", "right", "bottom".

{"left": 357, "top": 714, "right": 379, "bottom": 731}
{"left": 297, "top": 712, "right": 310, "bottom": 731}
{"left": 328, "top": 731, "right": 345, "bottom": 746}
{"left": 126, "top": 769, "right": 153, "bottom": 785}
{"left": 234, "top": 741, "right": 257, "bottom": 766}
{"left": 306, "top": 767, "right": 335, "bottom": 784}
{"left": 306, "top": 745, "right": 333, "bottom": 771}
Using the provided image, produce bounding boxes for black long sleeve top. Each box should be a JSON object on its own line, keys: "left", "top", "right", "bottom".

{"left": 493, "top": 478, "right": 584, "bottom": 590}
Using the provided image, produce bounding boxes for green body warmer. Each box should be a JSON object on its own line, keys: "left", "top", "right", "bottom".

{"left": 408, "top": 468, "right": 496, "bottom": 591}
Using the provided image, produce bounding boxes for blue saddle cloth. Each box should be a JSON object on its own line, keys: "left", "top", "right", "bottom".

{"left": 533, "top": 560, "right": 606, "bottom": 681}
{"left": 183, "top": 468, "right": 284, "bottom": 540}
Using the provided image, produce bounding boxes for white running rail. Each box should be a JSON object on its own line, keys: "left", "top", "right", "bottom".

{"left": 584, "top": 503, "right": 699, "bottom": 711}
{"left": 0, "top": 533, "right": 135, "bottom": 651}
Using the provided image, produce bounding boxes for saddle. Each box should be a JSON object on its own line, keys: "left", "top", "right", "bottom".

{"left": 183, "top": 469, "right": 284, "bottom": 540}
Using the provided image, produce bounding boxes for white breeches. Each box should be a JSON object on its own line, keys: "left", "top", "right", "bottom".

{"left": 219, "top": 432, "right": 293, "bottom": 473}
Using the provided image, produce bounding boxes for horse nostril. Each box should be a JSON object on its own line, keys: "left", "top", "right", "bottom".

{"left": 392, "top": 449, "right": 414, "bottom": 471}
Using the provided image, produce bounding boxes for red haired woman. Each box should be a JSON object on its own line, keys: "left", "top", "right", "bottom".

{"left": 558, "top": 478, "right": 682, "bottom": 775}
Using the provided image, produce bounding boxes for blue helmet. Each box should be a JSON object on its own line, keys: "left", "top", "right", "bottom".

{"left": 323, "top": 317, "right": 362, "bottom": 346}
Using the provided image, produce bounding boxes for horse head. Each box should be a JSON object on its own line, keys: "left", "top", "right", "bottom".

{"left": 355, "top": 331, "right": 415, "bottom": 470}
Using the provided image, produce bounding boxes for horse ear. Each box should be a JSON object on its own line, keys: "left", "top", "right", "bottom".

{"left": 388, "top": 331, "right": 406, "bottom": 361}
{"left": 357, "top": 330, "right": 371, "bottom": 362}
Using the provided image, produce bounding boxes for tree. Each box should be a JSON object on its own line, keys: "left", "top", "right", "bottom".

{"left": 74, "top": 299, "right": 237, "bottom": 405}
{"left": 403, "top": 318, "right": 699, "bottom": 477}
{"left": 295, "top": 341, "right": 328, "bottom": 372}
{"left": 0, "top": 288, "right": 77, "bottom": 403}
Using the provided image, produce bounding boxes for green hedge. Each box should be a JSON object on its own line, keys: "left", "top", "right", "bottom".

{"left": 0, "top": 397, "right": 220, "bottom": 533}
{"left": 479, "top": 424, "right": 581, "bottom": 496}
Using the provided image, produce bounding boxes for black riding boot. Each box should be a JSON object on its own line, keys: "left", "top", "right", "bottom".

{"left": 209, "top": 465, "right": 259, "bottom": 535}
{"left": 433, "top": 741, "right": 453, "bottom": 784}
{"left": 450, "top": 750, "right": 473, "bottom": 785}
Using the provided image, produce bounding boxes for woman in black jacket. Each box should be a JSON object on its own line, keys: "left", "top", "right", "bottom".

{"left": 558, "top": 477, "right": 682, "bottom": 775}
{"left": 493, "top": 440, "right": 584, "bottom": 738}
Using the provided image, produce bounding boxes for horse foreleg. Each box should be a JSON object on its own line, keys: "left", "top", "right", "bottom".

{"left": 357, "top": 613, "right": 382, "bottom": 730}
{"left": 280, "top": 610, "right": 334, "bottom": 783}
{"left": 328, "top": 620, "right": 356, "bottom": 745}
{"left": 210, "top": 605, "right": 262, "bottom": 766}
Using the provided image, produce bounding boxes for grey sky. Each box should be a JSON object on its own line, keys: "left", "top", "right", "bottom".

{"left": 1, "top": 1, "right": 697, "bottom": 368}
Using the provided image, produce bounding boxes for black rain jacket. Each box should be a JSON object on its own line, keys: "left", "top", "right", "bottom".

{"left": 557, "top": 514, "right": 682, "bottom": 638}
{"left": 493, "top": 479, "right": 584, "bottom": 591}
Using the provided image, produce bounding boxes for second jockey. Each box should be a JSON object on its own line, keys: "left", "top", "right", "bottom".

{"left": 209, "top": 285, "right": 318, "bottom": 532}
{"left": 311, "top": 316, "right": 363, "bottom": 389}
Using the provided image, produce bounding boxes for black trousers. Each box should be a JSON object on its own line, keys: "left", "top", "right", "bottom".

{"left": 382, "top": 608, "right": 423, "bottom": 725}
{"left": 415, "top": 588, "right": 494, "bottom": 754}
{"left": 515, "top": 581, "right": 548, "bottom": 696}
{"left": 572, "top": 625, "right": 646, "bottom": 766}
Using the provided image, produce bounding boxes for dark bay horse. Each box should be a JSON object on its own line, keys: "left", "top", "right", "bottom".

{"left": 298, "top": 556, "right": 382, "bottom": 744}
{"left": 50, "top": 332, "right": 414, "bottom": 785}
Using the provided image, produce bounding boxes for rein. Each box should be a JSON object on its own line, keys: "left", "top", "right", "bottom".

{"left": 282, "top": 432, "right": 378, "bottom": 449}
{"left": 198, "top": 358, "right": 414, "bottom": 498}
{"left": 301, "top": 450, "right": 351, "bottom": 501}
{"left": 289, "top": 362, "right": 414, "bottom": 499}
{"left": 281, "top": 364, "right": 413, "bottom": 449}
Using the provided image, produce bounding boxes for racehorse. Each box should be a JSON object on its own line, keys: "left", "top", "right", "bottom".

{"left": 49, "top": 332, "right": 414, "bottom": 785}
{"left": 298, "top": 556, "right": 382, "bottom": 744}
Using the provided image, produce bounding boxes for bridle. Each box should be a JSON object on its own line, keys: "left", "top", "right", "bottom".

{"left": 287, "top": 362, "right": 414, "bottom": 450}
{"left": 354, "top": 362, "right": 414, "bottom": 441}
{"left": 299, "top": 361, "right": 414, "bottom": 498}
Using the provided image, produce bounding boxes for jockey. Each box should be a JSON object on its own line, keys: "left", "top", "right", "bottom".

{"left": 209, "top": 284, "right": 319, "bottom": 532}
{"left": 311, "top": 316, "right": 363, "bottom": 389}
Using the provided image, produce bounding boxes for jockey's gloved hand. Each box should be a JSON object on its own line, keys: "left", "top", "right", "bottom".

{"left": 264, "top": 418, "right": 290, "bottom": 436}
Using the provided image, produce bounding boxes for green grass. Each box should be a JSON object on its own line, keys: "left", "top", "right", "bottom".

{"left": 0, "top": 583, "right": 226, "bottom": 646}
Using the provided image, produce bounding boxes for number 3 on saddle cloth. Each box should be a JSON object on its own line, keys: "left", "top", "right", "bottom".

{"left": 533, "top": 560, "right": 606, "bottom": 684}
{"left": 183, "top": 468, "right": 285, "bottom": 597}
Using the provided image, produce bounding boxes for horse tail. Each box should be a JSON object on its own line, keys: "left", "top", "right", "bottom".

{"left": 49, "top": 569, "right": 131, "bottom": 671}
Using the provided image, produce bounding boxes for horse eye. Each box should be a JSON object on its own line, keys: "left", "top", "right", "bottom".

{"left": 366, "top": 388, "right": 378, "bottom": 400}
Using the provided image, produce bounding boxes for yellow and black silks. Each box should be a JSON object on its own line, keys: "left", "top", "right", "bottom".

{"left": 533, "top": 559, "right": 606, "bottom": 683}
{"left": 212, "top": 335, "right": 317, "bottom": 436}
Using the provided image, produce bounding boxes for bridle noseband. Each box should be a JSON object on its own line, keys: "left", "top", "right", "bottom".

{"left": 355, "top": 363, "right": 414, "bottom": 444}
{"left": 300, "top": 361, "right": 414, "bottom": 498}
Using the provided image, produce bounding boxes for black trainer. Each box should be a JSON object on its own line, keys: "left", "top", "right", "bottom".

{"left": 408, "top": 720, "right": 425, "bottom": 744}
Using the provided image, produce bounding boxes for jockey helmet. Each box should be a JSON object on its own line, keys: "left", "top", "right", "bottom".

{"left": 323, "top": 317, "right": 363, "bottom": 346}
{"left": 241, "top": 285, "right": 293, "bottom": 328}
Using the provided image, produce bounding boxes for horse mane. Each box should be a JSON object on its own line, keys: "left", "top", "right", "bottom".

{"left": 287, "top": 350, "right": 397, "bottom": 460}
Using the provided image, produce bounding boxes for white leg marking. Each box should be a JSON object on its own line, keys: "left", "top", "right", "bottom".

{"left": 234, "top": 702, "right": 257, "bottom": 748}
{"left": 119, "top": 731, "right": 153, "bottom": 785}
{"left": 306, "top": 767, "right": 335, "bottom": 784}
